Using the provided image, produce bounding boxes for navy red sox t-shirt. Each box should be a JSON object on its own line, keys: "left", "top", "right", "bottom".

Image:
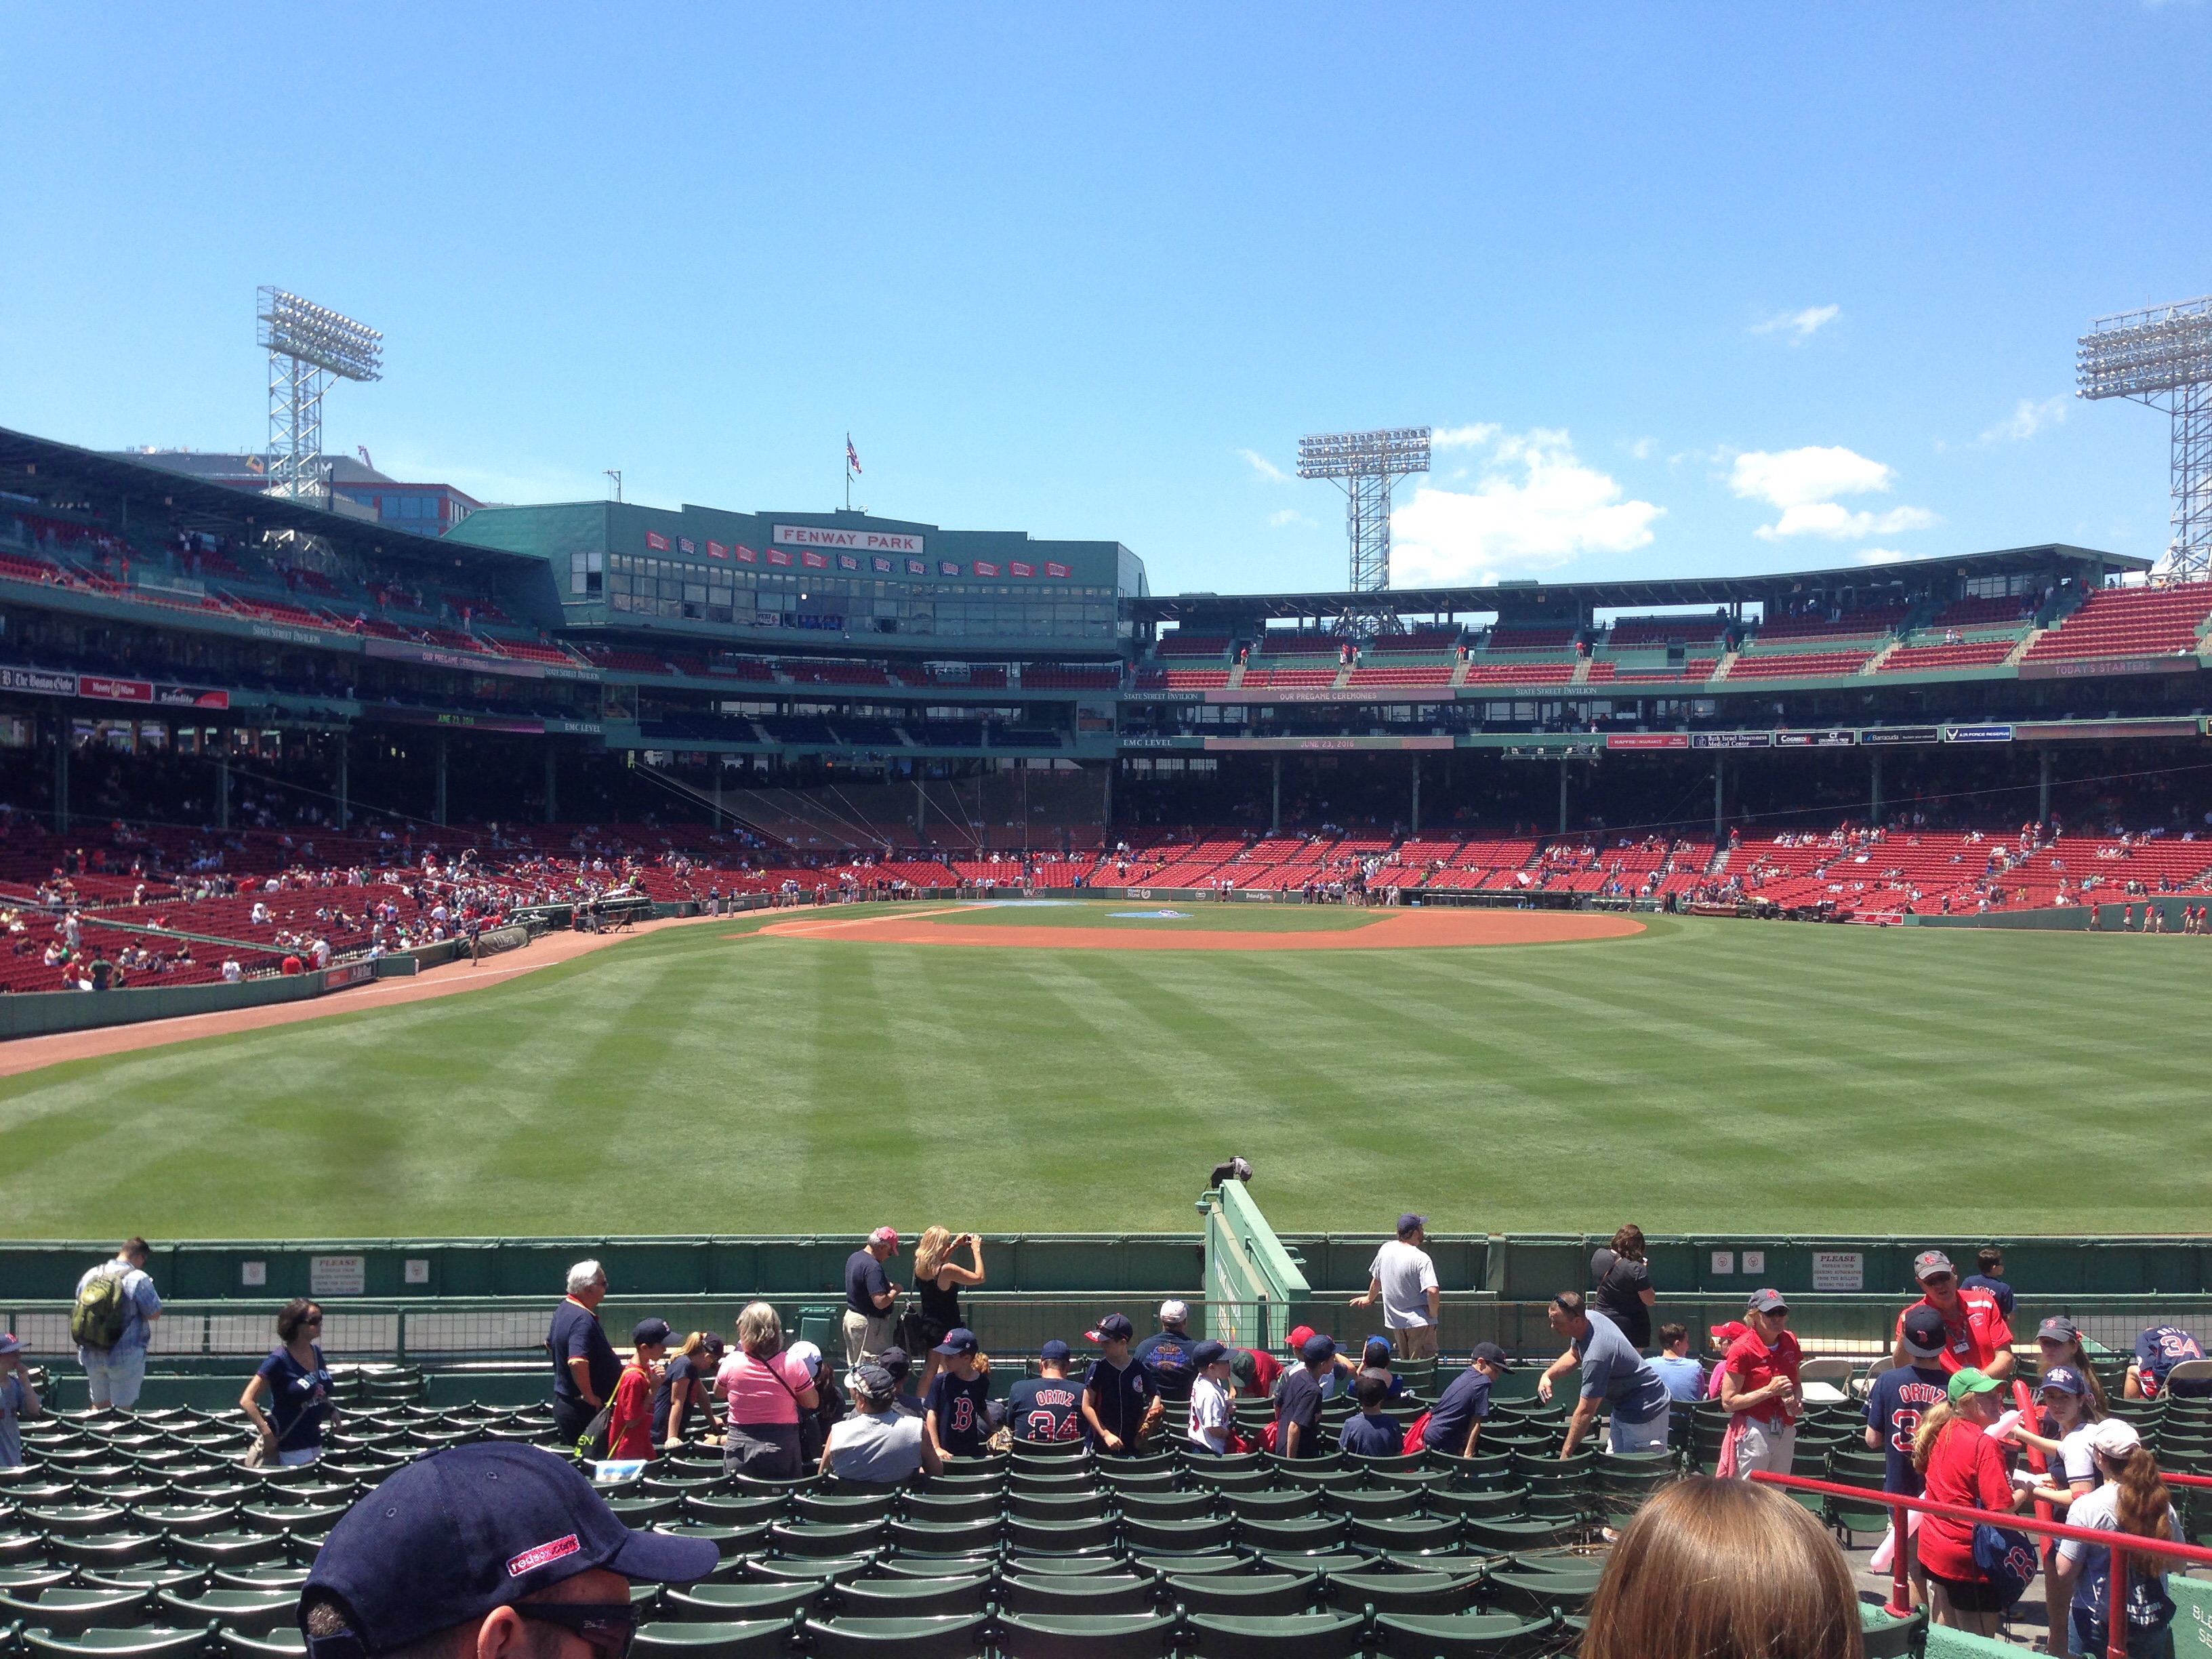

{"left": 1864, "top": 1363, "right": 1950, "bottom": 1495}
{"left": 1082, "top": 1354, "right": 1152, "bottom": 1448}
{"left": 922, "top": 1368, "right": 992, "bottom": 1458}
{"left": 1006, "top": 1375, "right": 1084, "bottom": 1441}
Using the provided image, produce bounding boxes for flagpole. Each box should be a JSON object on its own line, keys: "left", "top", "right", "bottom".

{"left": 844, "top": 433, "right": 853, "bottom": 512}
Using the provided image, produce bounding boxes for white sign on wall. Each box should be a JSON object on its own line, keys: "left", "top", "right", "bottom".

{"left": 404, "top": 1258, "right": 431, "bottom": 1285}
{"left": 240, "top": 1261, "right": 266, "bottom": 1288}
{"left": 1742, "top": 1250, "right": 1767, "bottom": 1275}
{"left": 1711, "top": 1251, "right": 1736, "bottom": 1275}
{"left": 773, "top": 525, "right": 924, "bottom": 556}
{"left": 310, "top": 1254, "right": 367, "bottom": 1297}
{"left": 1812, "top": 1251, "right": 1865, "bottom": 1291}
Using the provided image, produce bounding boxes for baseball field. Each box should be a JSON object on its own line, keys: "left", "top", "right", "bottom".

{"left": 0, "top": 900, "right": 2201, "bottom": 1240}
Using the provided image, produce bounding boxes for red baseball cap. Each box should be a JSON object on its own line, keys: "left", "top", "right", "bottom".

{"left": 869, "top": 1227, "right": 899, "bottom": 1248}
{"left": 1286, "top": 1324, "right": 1316, "bottom": 1351}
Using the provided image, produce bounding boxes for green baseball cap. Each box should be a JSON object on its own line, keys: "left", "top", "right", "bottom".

{"left": 1947, "top": 1366, "right": 2003, "bottom": 1402}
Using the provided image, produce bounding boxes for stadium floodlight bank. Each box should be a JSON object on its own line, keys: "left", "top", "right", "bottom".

{"left": 2077, "top": 293, "right": 2212, "bottom": 579}
{"left": 257, "top": 286, "right": 383, "bottom": 507}
{"left": 1298, "top": 426, "right": 1431, "bottom": 628}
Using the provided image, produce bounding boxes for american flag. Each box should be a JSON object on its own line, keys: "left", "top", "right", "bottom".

{"left": 846, "top": 435, "right": 862, "bottom": 475}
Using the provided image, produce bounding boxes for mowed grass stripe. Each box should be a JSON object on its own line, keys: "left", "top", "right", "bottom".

{"left": 0, "top": 912, "right": 2203, "bottom": 1237}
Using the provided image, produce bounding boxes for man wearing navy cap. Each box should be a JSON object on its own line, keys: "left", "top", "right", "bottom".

{"left": 299, "top": 1441, "right": 717, "bottom": 1659}
{"left": 1422, "top": 1342, "right": 1511, "bottom": 1458}
{"left": 1006, "top": 1340, "right": 1082, "bottom": 1442}
{"left": 1351, "top": 1214, "right": 1441, "bottom": 1361}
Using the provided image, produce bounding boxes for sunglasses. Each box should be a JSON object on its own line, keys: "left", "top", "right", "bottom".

{"left": 513, "top": 1603, "right": 640, "bottom": 1659}
{"left": 1921, "top": 1274, "right": 1957, "bottom": 1288}
{"left": 303, "top": 1315, "right": 324, "bottom": 1326}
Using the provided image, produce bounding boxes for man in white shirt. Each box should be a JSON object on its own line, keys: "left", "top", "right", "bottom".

{"left": 1351, "top": 1212, "right": 1441, "bottom": 1360}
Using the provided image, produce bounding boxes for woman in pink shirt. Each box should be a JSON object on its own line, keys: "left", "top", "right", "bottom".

{"left": 718, "top": 1302, "right": 819, "bottom": 1477}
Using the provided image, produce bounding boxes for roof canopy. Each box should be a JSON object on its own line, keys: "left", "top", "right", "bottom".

{"left": 1133, "top": 544, "right": 2146, "bottom": 624}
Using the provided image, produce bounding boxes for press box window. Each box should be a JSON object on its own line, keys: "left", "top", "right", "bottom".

{"left": 571, "top": 551, "right": 604, "bottom": 596}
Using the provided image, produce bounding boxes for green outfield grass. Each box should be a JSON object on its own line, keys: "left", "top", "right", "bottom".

{"left": 0, "top": 905, "right": 2204, "bottom": 1240}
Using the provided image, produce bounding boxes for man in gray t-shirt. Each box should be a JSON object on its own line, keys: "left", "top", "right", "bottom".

{"left": 822, "top": 1364, "right": 944, "bottom": 1482}
{"left": 1538, "top": 1292, "right": 1673, "bottom": 1456}
{"left": 1351, "top": 1213, "right": 1441, "bottom": 1360}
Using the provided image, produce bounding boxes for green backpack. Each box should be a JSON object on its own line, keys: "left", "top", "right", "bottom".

{"left": 69, "top": 1266, "right": 131, "bottom": 1349}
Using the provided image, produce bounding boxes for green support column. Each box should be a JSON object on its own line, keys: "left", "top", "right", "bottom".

{"left": 2039, "top": 748, "right": 2052, "bottom": 825}
{"left": 1271, "top": 756, "right": 1282, "bottom": 837}
{"left": 435, "top": 736, "right": 449, "bottom": 827}
{"left": 1871, "top": 752, "right": 1883, "bottom": 825}
{"left": 1713, "top": 759, "right": 1723, "bottom": 840}
{"left": 1557, "top": 761, "right": 1568, "bottom": 836}
{"left": 217, "top": 734, "right": 230, "bottom": 831}
{"left": 52, "top": 719, "right": 68, "bottom": 834}
{"left": 335, "top": 730, "right": 350, "bottom": 832}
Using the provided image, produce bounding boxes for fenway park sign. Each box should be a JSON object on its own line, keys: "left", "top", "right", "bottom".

{"left": 773, "top": 524, "right": 924, "bottom": 556}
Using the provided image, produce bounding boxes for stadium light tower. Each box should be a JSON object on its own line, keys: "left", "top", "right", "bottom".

{"left": 1297, "top": 427, "right": 1430, "bottom": 631}
{"left": 2078, "top": 293, "right": 2212, "bottom": 579}
{"left": 258, "top": 287, "right": 382, "bottom": 506}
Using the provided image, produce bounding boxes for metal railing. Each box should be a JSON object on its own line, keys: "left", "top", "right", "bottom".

{"left": 1749, "top": 1468, "right": 2212, "bottom": 1659}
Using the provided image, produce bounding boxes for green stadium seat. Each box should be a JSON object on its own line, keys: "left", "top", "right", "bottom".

{"left": 132, "top": 1507, "right": 238, "bottom": 1539}
{"left": 1121, "top": 1517, "right": 1232, "bottom": 1552}
{"left": 45, "top": 1537, "right": 163, "bottom": 1572}
{"left": 1183, "top": 1611, "right": 1368, "bottom": 1659}
{"left": 1323, "top": 1569, "right": 1483, "bottom": 1614}
{"left": 169, "top": 1533, "right": 289, "bottom": 1570}
{"left": 1005, "top": 1515, "right": 1116, "bottom": 1553}
{"left": 1860, "top": 1603, "right": 1926, "bottom": 1659}
{"left": 18, "top": 1630, "right": 209, "bottom": 1659}
{"left": 207, "top": 1572, "right": 306, "bottom": 1597}
{"left": 1236, "top": 1517, "right": 1346, "bottom": 1553}
{"left": 1350, "top": 1515, "right": 1460, "bottom": 1554}
{"left": 683, "top": 1494, "right": 786, "bottom": 1527}
{"left": 830, "top": 1576, "right": 991, "bottom": 1618}
{"left": 800, "top": 1614, "right": 989, "bottom": 1659}
{"left": 740, "top": 1557, "right": 874, "bottom": 1585}
{"left": 0, "top": 1570, "right": 75, "bottom": 1596}
{"left": 998, "top": 1575, "right": 1159, "bottom": 1616}
{"left": 895, "top": 1490, "right": 1000, "bottom": 1525}
{"left": 662, "top": 1583, "right": 817, "bottom": 1624}
{"left": 219, "top": 1628, "right": 306, "bottom": 1659}
{"left": 1481, "top": 1569, "right": 1600, "bottom": 1620}
{"left": 1371, "top": 1611, "right": 1556, "bottom": 1658}
{"left": 22, "top": 1508, "right": 128, "bottom": 1540}
{"left": 0, "top": 1589, "right": 153, "bottom": 1638}
{"left": 872, "top": 1559, "right": 994, "bottom": 1580}
{"left": 630, "top": 1620, "right": 795, "bottom": 1659}
{"left": 1108, "top": 1490, "right": 1208, "bottom": 1521}
{"left": 156, "top": 1591, "right": 295, "bottom": 1638}
{"left": 649, "top": 1522, "right": 762, "bottom": 1561}
{"left": 766, "top": 1521, "right": 886, "bottom": 1557}
{"left": 1166, "top": 1572, "right": 1318, "bottom": 1616}
{"left": 885, "top": 1517, "right": 1000, "bottom": 1555}
{"left": 994, "top": 1612, "right": 1177, "bottom": 1659}
{"left": 1129, "top": 1554, "right": 1248, "bottom": 1578}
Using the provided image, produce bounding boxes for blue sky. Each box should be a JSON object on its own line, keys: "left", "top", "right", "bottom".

{"left": 3, "top": 6, "right": 2207, "bottom": 597}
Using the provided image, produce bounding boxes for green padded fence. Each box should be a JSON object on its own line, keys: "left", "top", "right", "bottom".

{"left": 1200, "top": 1182, "right": 1311, "bottom": 1351}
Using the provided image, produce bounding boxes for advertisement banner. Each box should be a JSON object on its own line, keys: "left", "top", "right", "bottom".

{"left": 677, "top": 538, "right": 695, "bottom": 556}
{"left": 1606, "top": 732, "right": 1690, "bottom": 750}
{"left": 0, "top": 667, "right": 75, "bottom": 696}
{"left": 2018, "top": 655, "right": 2198, "bottom": 681}
{"left": 363, "top": 637, "right": 547, "bottom": 678}
{"left": 78, "top": 676, "right": 153, "bottom": 703}
{"left": 1860, "top": 725, "right": 1942, "bottom": 746}
{"left": 321, "top": 962, "right": 375, "bottom": 991}
{"left": 1690, "top": 731, "right": 1772, "bottom": 750}
{"left": 907, "top": 559, "right": 928, "bottom": 576}
{"left": 1045, "top": 561, "right": 1071, "bottom": 578}
{"left": 706, "top": 541, "right": 727, "bottom": 559}
{"left": 1775, "top": 729, "right": 1857, "bottom": 748}
{"left": 1206, "top": 735, "right": 1454, "bottom": 752}
{"left": 766, "top": 549, "right": 791, "bottom": 567}
{"left": 1944, "top": 724, "right": 2014, "bottom": 743}
{"left": 644, "top": 531, "right": 669, "bottom": 551}
{"left": 1010, "top": 560, "right": 1034, "bottom": 577}
{"left": 836, "top": 554, "right": 859, "bottom": 571}
{"left": 735, "top": 546, "right": 758, "bottom": 563}
{"left": 974, "top": 561, "right": 1001, "bottom": 577}
{"left": 154, "top": 684, "right": 230, "bottom": 710}
{"left": 773, "top": 524, "right": 925, "bottom": 555}
{"left": 800, "top": 551, "right": 829, "bottom": 569}
{"left": 872, "top": 556, "right": 893, "bottom": 573}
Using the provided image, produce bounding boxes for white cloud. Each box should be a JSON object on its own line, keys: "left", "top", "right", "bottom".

{"left": 1267, "top": 508, "right": 1315, "bottom": 528}
{"left": 1431, "top": 423, "right": 1500, "bottom": 451}
{"left": 1977, "top": 396, "right": 2070, "bottom": 446}
{"left": 1729, "top": 444, "right": 1937, "bottom": 541}
{"left": 1729, "top": 445, "right": 1892, "bottom": 508}
{"left": 1751, "top": 304, "right": 1841, "bottom": 342}
{"left": 1236, "top": 448, "right": 1289, "bottom": 483}
{"left": 1624, "top": 436, "right": 1657, "bottom": 460}
{"left": 1856, "top": 548, "right": 1914, "bottom": 565}
{"left": 1391, "top": 427, "right": 1662, "bottom": 585}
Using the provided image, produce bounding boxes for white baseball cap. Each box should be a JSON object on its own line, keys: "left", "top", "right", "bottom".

{"left": 2089, "top": 1418, "right": 2142, "bottom": 1459}
{"left": 1159, "top": 1300, "right": 1189, "bottom": 1326}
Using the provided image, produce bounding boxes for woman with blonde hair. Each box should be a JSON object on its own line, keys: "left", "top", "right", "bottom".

{"left": 909, "top": 1227, "right": 985, "bottom": 1392}
{"left": 2052, "top": 1419, "right": 2185, "bottom": 1659}
{"left": 653, "top": 1330, "right": 718, "bottom": 1451}
{"left": 1582, "top": 1476, "right": 1862, "bottom": 1659}
{"left": 718, "top": 1301, "right": 819, "bottom": 1477}
{"left": 1912, "top": 1368, "right": 2034, "bottom": 1635}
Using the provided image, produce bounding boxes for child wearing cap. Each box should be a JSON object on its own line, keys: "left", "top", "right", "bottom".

{"left": 0, "top": 1334, "right": 41, "bottom": 1471}
{"left": 2051, "top": 1418, "right": 2185, "bottom": 1659}
{"left": 605, "top": 1320, "right": 672, "bottom": 1462}
{"left": 1863, "top": 1304, "right": 1952, "bottom": 1607}
{"left": 1080, "top": 1314, "right": 1156, "bottom": 1454}
{"left": 2005, "top": 1364, "right": 2104, "bottom": 1511}
{"left": 2036, "top": 1316, "right": 2111, "bottom": 1414}
{"left": 922, "top": 1328, "right": 991, "bottom": 1462}
{"left": 1185, "top": 1340, "right": 1235, "bottom": 1455}
{"left": 1007, "top": 1341, "right": 1083, "bottom": 1442}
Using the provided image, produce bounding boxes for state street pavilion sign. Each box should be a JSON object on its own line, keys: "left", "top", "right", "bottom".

{"left": 772, "top": 525, "right": 925, "bottom": 556}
